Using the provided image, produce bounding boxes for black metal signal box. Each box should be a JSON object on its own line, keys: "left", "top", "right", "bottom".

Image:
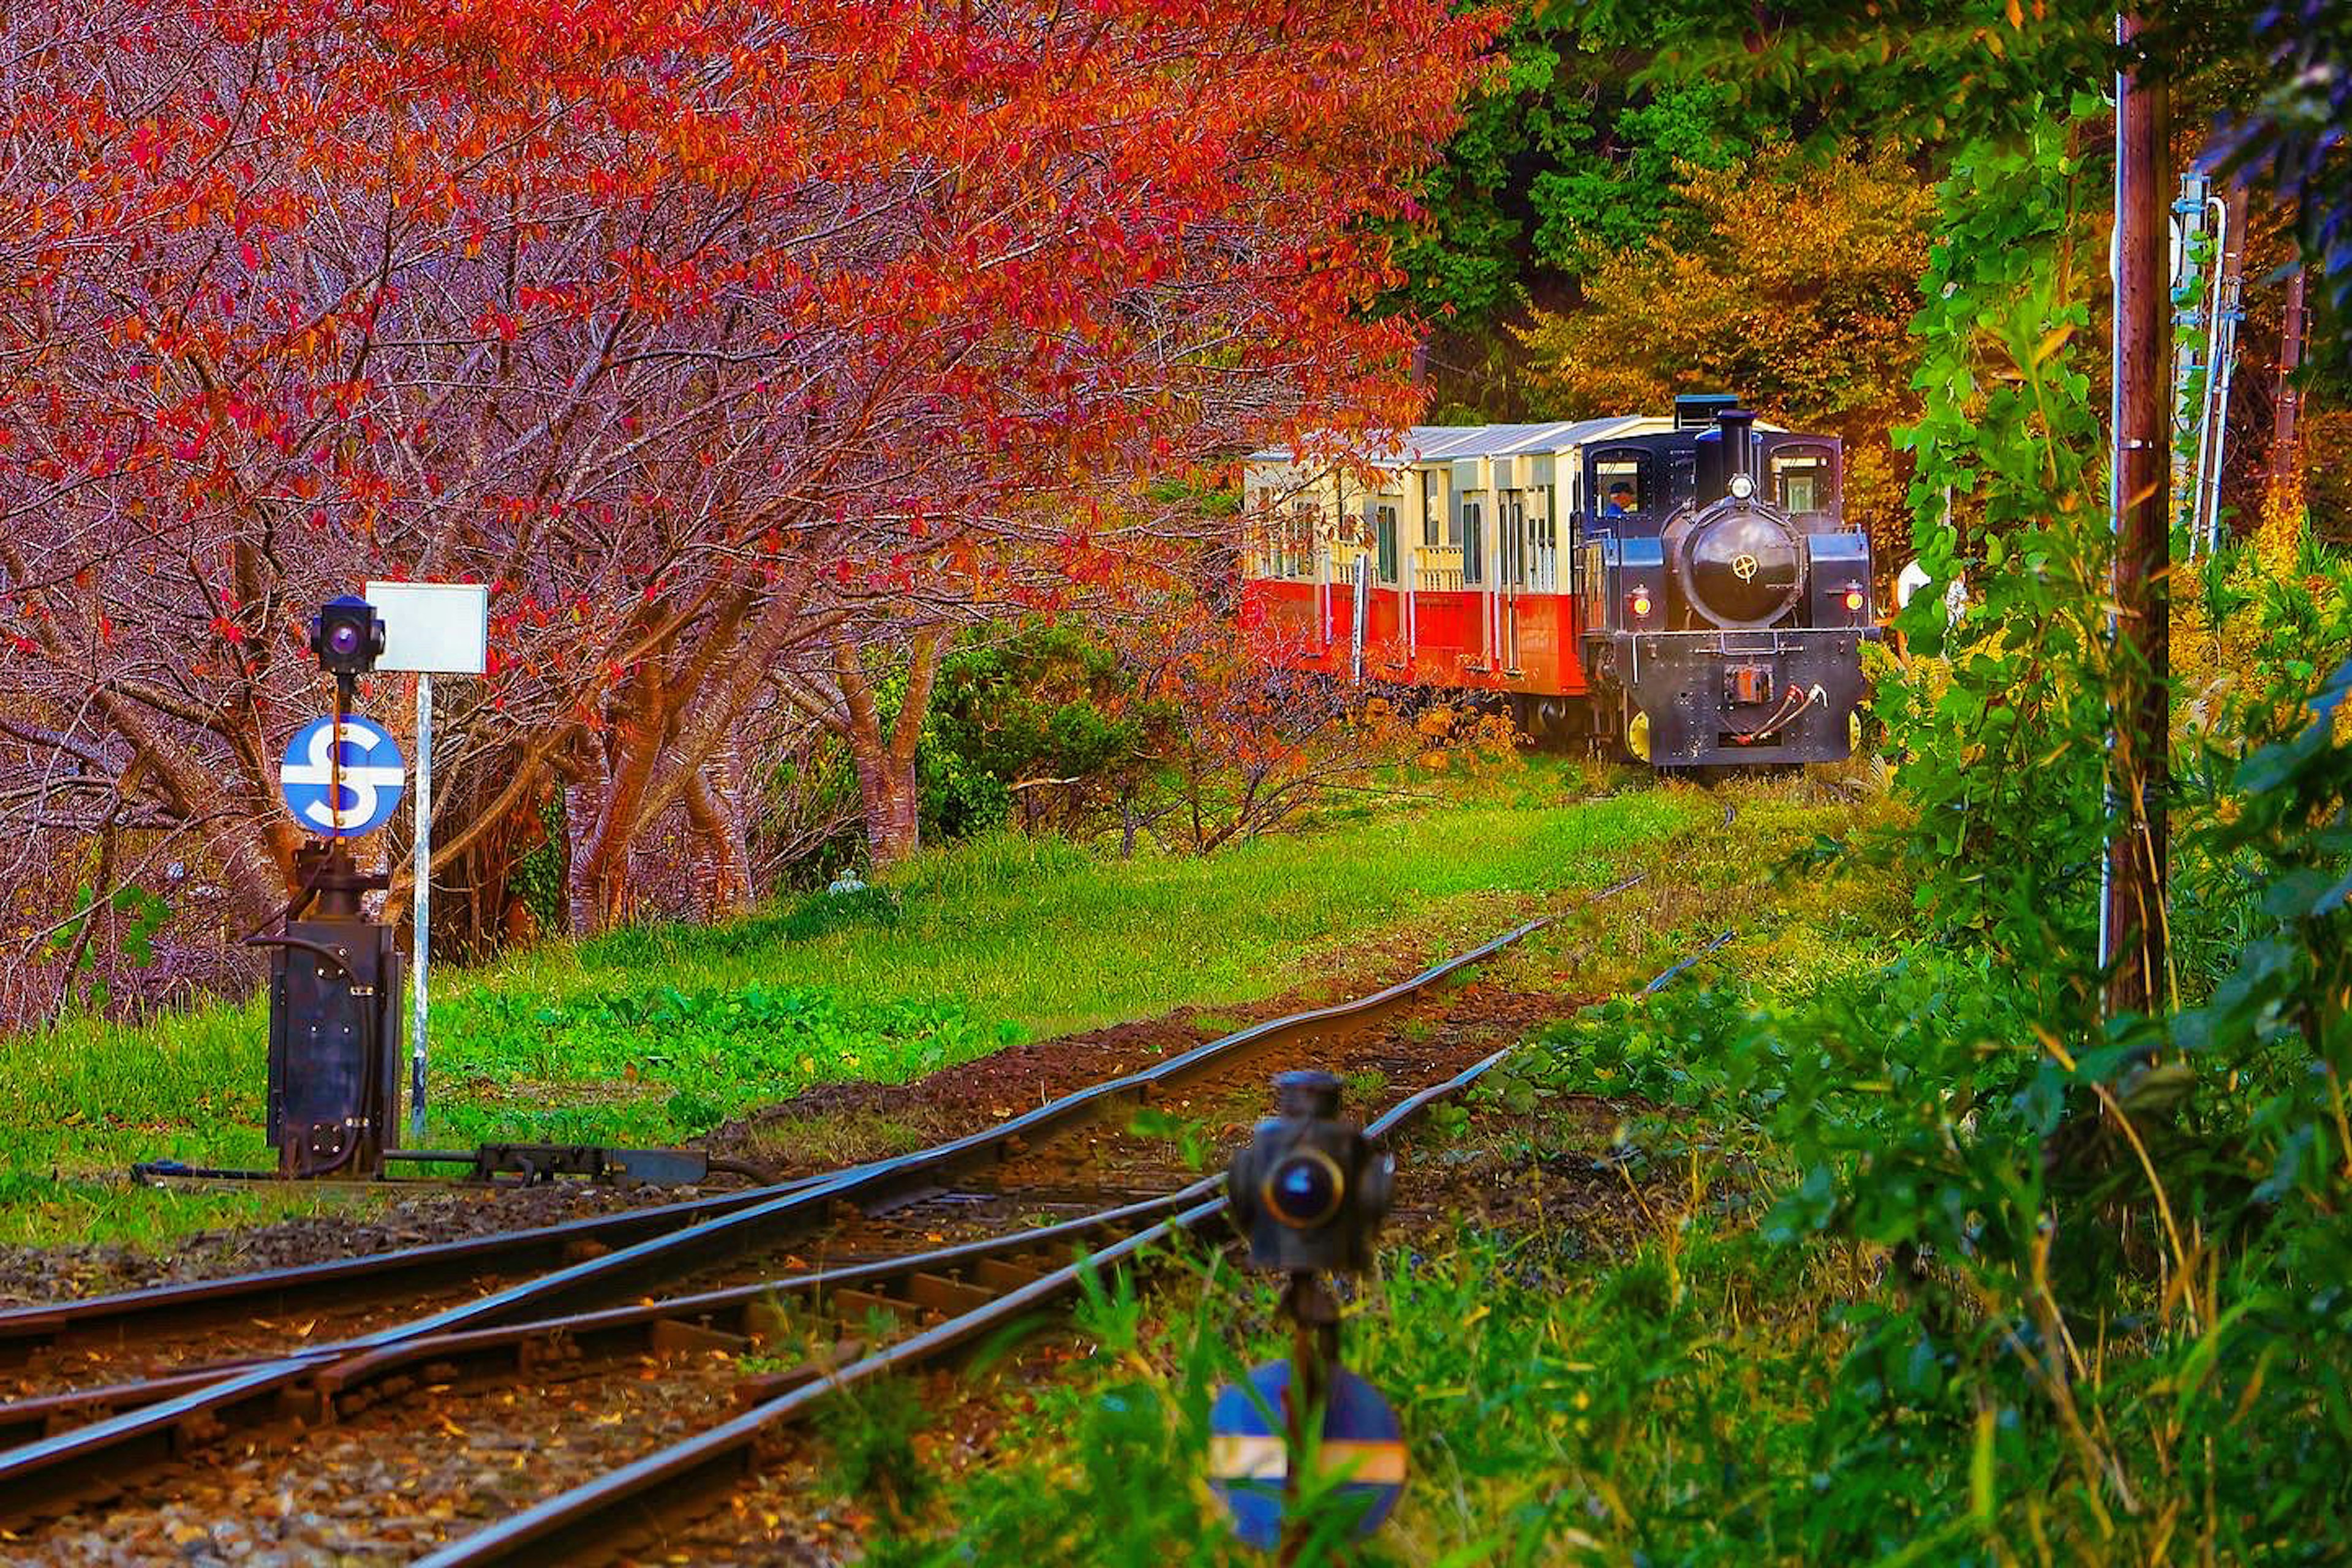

{"left": 260, "top": 844, "right": 403, "bottom": 1177}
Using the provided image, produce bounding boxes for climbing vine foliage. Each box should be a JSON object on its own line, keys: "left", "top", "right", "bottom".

{"left": 1883, "top": 105, "right": 2111, "bottom": 1005}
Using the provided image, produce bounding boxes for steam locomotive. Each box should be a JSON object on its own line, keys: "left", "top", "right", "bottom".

{"left": 1238, "top": 394, "right": 1877, "bottom": 766}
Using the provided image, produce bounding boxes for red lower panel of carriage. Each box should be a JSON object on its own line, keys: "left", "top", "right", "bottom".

{"left": 1240, "top": 579, "right": 1591, "bottom": 699}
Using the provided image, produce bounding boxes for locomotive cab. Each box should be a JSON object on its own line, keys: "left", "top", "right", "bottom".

{"left": 1581, "top": 403, "right": 1875, "bottom": 766}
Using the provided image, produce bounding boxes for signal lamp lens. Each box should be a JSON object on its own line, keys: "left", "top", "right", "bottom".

{"left": 1629, "top": 589, "right": 1653, "bottom": 619}
{"left": 1262, "top": 1148, "right": 1346, "bottom": 1229}
{"left": 1843, "top": 588, "right": 1865, "bottom": 614}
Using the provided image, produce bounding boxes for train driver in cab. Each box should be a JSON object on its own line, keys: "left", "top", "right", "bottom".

{"left": 1602, "top": 481, "right": 1637, "bottom": 519}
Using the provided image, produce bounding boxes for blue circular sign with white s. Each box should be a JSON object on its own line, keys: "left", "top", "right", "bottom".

{"left": 1208, "top": 1360, "right": 1405, "bottom": 1549}
{"left": 279, "top": 716, "right": 405, "bottom": 839}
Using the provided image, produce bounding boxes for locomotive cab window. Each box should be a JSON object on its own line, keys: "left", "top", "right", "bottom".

{"left": 1591, "top": 451, "right": 1654, "bottom": 522}
{"left": 1770, "top": 447, "right": 1836, "bottom": 515}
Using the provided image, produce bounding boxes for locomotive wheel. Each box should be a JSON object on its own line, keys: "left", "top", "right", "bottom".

{"left": 1507, "top": 694, "right": 1586, "bottom": 752}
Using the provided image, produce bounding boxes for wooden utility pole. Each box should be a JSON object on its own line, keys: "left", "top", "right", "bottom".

{"left": 2269, "top": 268, "right": 2308, "bottom": 497}
{"left": 2105, "top": 12, "right": 2171, "bottom": 1016}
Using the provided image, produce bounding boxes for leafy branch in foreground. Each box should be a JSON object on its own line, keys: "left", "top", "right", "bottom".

{"left": 1883, "top": 104, "right": 2110, "bottom": 1003}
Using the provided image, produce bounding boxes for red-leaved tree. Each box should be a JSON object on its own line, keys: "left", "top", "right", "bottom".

{"left": 0, "top": 0, "right": 1489, "bottom": 1014}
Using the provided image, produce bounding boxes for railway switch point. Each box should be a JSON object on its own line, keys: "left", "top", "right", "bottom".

{"left": 140, "top": 594, "right": 723, "bottom": 1192}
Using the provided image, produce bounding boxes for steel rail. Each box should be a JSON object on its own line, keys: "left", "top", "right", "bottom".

{"left": 0, "top": 913, "right": 1562, "bottom": 1522}
{"left": 0, "top": 1182, "right": 1221, "bottom": 1488}
{"left": 307, "top": 1177, "right": 1225, "bottom": 1416}
{"left": 419, "top": 925, "right": 1733, "bottom": 1568}
{"left": 0, "top": 1169, "right": 853, "bottom": 1365}
{"left": 421, "top": 1198, "right": 1237, "bottom": 1568}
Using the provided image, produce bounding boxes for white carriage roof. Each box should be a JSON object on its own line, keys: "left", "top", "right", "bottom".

{"left": 1248, "top": 416, "right": 1652, "bottom": 467}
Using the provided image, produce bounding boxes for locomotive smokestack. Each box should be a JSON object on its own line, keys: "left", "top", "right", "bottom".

{"left": 1717, "top": 408, "right": 1757, "bottom": 480}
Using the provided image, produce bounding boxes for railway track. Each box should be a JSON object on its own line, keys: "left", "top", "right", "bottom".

{"left": 420, "top": 938, "right": 1728, "bottom": 1568}
{"left": 0, "top": 903, "right": 1619, "bottom": 1551}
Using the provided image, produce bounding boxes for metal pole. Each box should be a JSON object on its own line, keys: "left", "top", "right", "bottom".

{"left": 2105, "top": 11, "right": 2171, "bottom": 1017}
{"left": 2200, "top": 186, "right": 2247, "bottom": 552}
{"left": 2171, "top": 173, "right": 2213, "bottom": 549}
{"left": 1351, "top": 555, "right": 1368, "bottom": 684}
{"left": 1278, "top": 1270, "right": 1339, "bottom": 1567}
{"left": 410, "top": 671, "right": 432, "bottom": 1142}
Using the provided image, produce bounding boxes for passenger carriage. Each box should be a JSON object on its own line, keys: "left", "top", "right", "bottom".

{"left": 1239, "top": 395, "right": 1878, "bottom": 767}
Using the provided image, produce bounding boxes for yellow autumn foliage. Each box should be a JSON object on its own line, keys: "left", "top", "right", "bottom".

{"left": 1517, "top": 141, "right": 1936, "bottom": 564}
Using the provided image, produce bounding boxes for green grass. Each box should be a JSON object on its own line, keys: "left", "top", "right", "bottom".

{"left": 853, "top": 756, "right": 2347, "bottom": 1566}
{"left": 856, "top": 1220, "right": 1871, "bottom": 1568}
{"left": 835, "top": 782, "right": 1926, "bottom": 1567}
{"left": 0, "top": 760, "right": 1711, "bottom": 1249}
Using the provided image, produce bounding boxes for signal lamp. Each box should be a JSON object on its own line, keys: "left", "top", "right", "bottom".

{"left": 1262, "top": 1147, "right": 1347, "bottom": 1230}
{"left": 1842, "top": 587, "right": 1866, "bottom": 615}
{"left": 1224, "top": 1069, "right": 1392, "bottom": 1274}
{"left": 1629, "top": 587, "right": 1653, "bottom": 620}
{"left": 310, "top": 595, "right": 385, "bottom": 678}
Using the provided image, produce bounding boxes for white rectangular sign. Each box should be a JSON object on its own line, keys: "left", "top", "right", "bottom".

{"left": 364, "top": 581, "right": 489, "bottom": 675}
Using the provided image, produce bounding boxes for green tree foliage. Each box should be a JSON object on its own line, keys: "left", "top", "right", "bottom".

{"left": 1599, "top": 0, "right": 2143, "bottom": 144}
{"left": 2208, "top": 0, "right": 2352, "bottom": 366}
{"left": 1525, "top": 81, "right": 1764, "bottom": 279}
{"left": 1517, "top": 140, "right": 1936, "bottom": 554}
{"left": 1387, "top": 9, "right": 1771, "bottom": 333}
{"left": 764, "top": 623, "right": 1165, "bottom": 881}
{"left": 920, "top": 624, "right": 1166, "bottom": 843}
{"left": 1882, "top": 107, "right": 2111, "bottom": 985}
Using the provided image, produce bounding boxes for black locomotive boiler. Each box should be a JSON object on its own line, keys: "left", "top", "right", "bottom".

{"left": 1577, "top": 399, "right": 1877, "bottom": 766}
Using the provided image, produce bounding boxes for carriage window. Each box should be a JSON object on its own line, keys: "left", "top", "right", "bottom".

{"left": 1461, "top": 500, "right": 1483, "bottom": 586}
{"left": 1771, "top": 449, "right": 1835, "bottom": 514}
{"left": 1271, "top": 502, "right": 1316, "bottom": 578}
{"left": 1528, "top": 489, "right": 1560, "bottom": 591}
{"left": 1591, "top": 451, "right": 1654, "bottom": 521}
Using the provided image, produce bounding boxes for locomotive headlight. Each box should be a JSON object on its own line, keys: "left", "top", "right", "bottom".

{"left": 1842, "top": 586, "right": 1866, "bottom": 615}
{"left": 1728, "top": 473, "right": 1755, "bottom": 500}
{"left": 1262, "top": 1147, "right": 1347, "bottom": 1229}
{"left": 1629, "top": 587, "right": 1653, "bottom": 620}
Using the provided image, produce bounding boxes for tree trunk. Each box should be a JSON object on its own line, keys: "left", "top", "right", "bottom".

{"left": 685, "top": 732, "right": 754, "bottom": 917}
{"left": 564, "top": 753, "right": 609, "bottom": 938}
{"left": 832, "top": 628, "right": 945, "bottom": 868}
{"left": 565, "top": 663, "right": 675, "bottom": 933}
{"left": 2266, "top": 266, "right": 2308, "bottom": 519}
